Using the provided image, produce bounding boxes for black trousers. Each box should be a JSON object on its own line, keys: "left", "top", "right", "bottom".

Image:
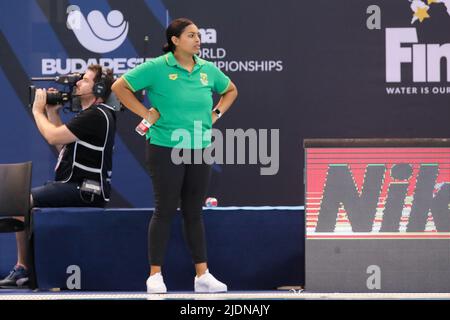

{"left": 145, "top": 143, "right": 212, "bottom": 266}
{"left": 32, "top": 181, "right": 105, "bottom": 207}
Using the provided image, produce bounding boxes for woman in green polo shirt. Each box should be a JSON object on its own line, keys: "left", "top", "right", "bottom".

{"left": 112, "top": 18, "right": 238, "bottom": 294}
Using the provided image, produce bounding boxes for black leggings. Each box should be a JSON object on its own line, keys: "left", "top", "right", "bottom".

{"left": 145, "top": 143, "right": 212, "bottom": 266}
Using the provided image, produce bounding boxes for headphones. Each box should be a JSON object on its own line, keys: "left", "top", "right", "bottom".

{"left": 92, "top": 70, "right": 110, "bottom": 100}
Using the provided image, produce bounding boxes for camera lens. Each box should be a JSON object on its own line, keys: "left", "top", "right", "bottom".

{"left": 46, "top": 91, "right": 63, "bottom": 105}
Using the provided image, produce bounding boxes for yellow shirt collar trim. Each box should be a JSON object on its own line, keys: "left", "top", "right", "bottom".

{"left": 165, "top": 52, "right": 205, "bottom": 67}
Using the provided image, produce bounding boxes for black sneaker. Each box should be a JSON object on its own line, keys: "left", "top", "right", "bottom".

{"left": 0, "top": 265, "right": 29, "bottom": 288}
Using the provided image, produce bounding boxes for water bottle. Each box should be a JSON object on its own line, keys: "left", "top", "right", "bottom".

{"left": 135, "top": 118, "right": 151, "bottom": 136}
{"left": 205, "top": 197, "right": 218, "bottom": 207}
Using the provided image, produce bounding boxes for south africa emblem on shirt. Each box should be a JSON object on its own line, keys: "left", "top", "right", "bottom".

{"left": 200, "top": 73, "right": 208, "bottom": 85}
{"left": 169, "top": 73, "right": 178, "bottom": 80}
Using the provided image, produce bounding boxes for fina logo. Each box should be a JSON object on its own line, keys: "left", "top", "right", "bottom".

{"left": 66, "top": 5, "right": 129, "bottom": 53}
{"left": 409, "top": 0, "right": 450, "bottom": 23}
{"left": 385, "top": 0, "right": 450, "bottom": 83}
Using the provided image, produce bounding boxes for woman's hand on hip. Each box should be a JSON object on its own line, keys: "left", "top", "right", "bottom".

{"left": 146, "top": 108, "right": 160, "bottom": 124}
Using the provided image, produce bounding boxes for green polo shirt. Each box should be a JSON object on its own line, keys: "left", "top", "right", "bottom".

{"left": 122, "top": 52, "right": 231, "bottom": 149}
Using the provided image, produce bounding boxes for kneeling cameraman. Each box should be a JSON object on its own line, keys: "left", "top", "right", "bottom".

{"left": 0, "top": 64, "right": 116, "bottom": 288}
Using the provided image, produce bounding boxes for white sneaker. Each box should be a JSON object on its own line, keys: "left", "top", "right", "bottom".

{"left": 146, "top": 272, "right": 167, "bottom": 294}
{"left": 194, "top": 270, "right": 227, "bottom": 293}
